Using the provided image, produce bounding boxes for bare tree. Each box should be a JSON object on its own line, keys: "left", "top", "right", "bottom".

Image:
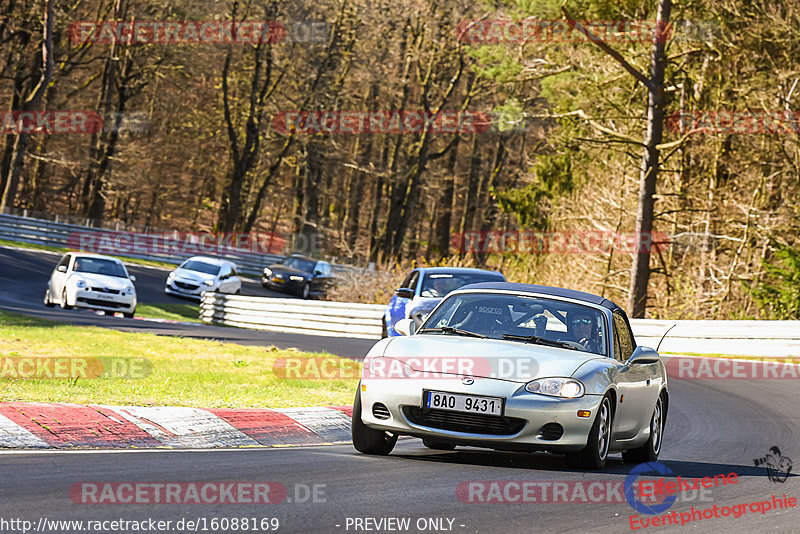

{"left": 0, "top": 0, "right": 54, "bottom": 211}
{"left": 562, "top": 0, "right": 672, "bottom": 317}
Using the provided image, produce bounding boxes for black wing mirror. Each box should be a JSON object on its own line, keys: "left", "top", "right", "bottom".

{"left": 394, "top": 287, "right": 414, "bottom": 299}
{"left": 628, "top": 346, "right": 660, "bottom": 364}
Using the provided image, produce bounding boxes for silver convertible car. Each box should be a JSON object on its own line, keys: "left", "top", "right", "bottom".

{"left": 352, "top": 283, "right": 668, "bottom": 469}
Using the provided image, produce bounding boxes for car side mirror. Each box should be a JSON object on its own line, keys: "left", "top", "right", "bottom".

{"left": 395, "top": 287, "right": 414, "bottom": 299}
{"left": 129, "top": 275, "right": 136, "bottom": 282}
{"left": 394, "top": 318, "right": 416, "bottom": 336}
{"left": 314, "top": 270, "right": 323, "bottom": 276}
{"left": 628, "top": 346, "right": 659, "bottom": 364}
{"left": 57, "top": 265, "right": 67, "bottom": 273}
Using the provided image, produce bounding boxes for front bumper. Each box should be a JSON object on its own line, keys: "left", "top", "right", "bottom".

{"left": 261, "top": 275, "right": 305, "bottom": 292}
{"left": 74, "top": 289, "right": 136, "bottom": 312}
{"left": 165, "top": 280, "right": 209, "bottom": 300}
{"left": 359, "top": 376, "right": 603, "bottom": 452}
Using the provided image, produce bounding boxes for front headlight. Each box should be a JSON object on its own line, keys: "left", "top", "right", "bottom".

{"left": 123, "top": 285, "right": 134, "bottom": 295}
{"left": 525, "top": 377, "right": 585, "bottom": 398}
{"left": 75, "top": 278, "right": 86, "bottom": 289}
{"left": 167, "top": 272, "right": 175, "bottom": 280}
{"left": 289, "top": 275, "right": 304, "bottom": 281}
{"left": 263, "top": 267, "right": 272, "bottom": 277}
{"left": 204, "top": 280, "right": 214, "bottom": 286}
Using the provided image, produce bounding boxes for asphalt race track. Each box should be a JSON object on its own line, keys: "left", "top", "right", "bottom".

{"left": 0, "top": 378, "right": 797, "bottom": 533}
{"left": 0, "top": 246, "right": 374, "bottom": 357}
{"left": 1, "top": 245, "right": 798, "bottom": 533}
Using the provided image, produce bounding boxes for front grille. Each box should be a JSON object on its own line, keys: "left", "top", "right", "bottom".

{"left": 175, "top": 281, "right": 199, "bottom": 290}
{"left": 403, "top": 407, "right": 525, "bottom": 436}
{"left": 77, "top": 298, "right": 127, "bottom": 309}
{"left": 372, "top": 403, "right": 391, "bottom": 420}
{"left": 91, "top": 287, "right": 120, "bottom": 294}
{"left": 537, "top": 422, "right": 564, "bottom": 440}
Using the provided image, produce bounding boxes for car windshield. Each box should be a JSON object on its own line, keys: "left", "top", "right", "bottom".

{"left": 73, "top": 258, "right": 128, "bottom": 278}
{"left": 420, "top": 292, "right": 608, "bottom": 356}
{"left": 419, "top": 272, "right": 504, "bottom": 298}
{"left": 181, "top": 260, "right": 221, "bottom": 275}
{"left": 282, "top": 257, "right": 316, "bottom": 272}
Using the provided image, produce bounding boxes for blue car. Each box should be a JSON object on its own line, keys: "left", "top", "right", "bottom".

{"left": 382, "top": 267, "right": 506, "bottom": 337}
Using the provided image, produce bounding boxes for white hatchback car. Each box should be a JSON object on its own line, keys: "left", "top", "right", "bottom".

{"left": 45, "top": 253, "right": 138, "bottom": 317}
{"left": 165, "top": 256, "right": 242, "bottom": 300}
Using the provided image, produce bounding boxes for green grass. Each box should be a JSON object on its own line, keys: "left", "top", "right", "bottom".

{"left": 0, "top": 238, "right": 176, "bottom": 270}
{"left": 0, "top": 309, "right": 360, "bottom": 408}
{"left": 136, "top": 302, "right": 202, "bottom": 323}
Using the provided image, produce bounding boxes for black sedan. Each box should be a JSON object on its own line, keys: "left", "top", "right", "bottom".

{"left": 261, "top": 254, "right": 334, "bottom": 299}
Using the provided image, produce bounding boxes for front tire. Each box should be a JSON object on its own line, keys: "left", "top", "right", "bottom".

{"left": 60, "top": 288, "right": 73, "bottom": 310}
{"left": 123, "top": 307, "right": 136, "bottom": 319}
{"left": 301, "top": 283, "right": 310, "bottom": 300}
{"left": 352, "top": 384, "right": 397, "bottom": 455}
{"left": 381, "top": 318, "right": 388, "bottom": 339}
{"left": 623, "top": 394, "right": 664, "bottom": 463}
{"left": 566, "top": 395, "right": 612, "bottom": 469}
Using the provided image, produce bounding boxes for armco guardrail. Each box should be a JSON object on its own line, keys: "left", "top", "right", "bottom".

{"left": 200, "top": 293, "right": 385, "bottom": 339}
{"left": 630, "top": 319, "right": 800, "bottom": 357}
{"left": 200, "top": 294, "right": 800, "bottom": 355}
{"left": 0, "top": 213, "right": 301, "bottom": 277}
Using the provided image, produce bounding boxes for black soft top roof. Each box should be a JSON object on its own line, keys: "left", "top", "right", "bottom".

{"left": 456, "top": 282, "right": 624, "bottom": 314}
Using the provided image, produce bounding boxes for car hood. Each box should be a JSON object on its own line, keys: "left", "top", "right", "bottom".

{"left": 173, "top": 268, "right": 217, "bottom": 283}
{"left": 380, "top": 335, "right": 602, "bottom": 383}
{"left": 268, "top": 265, "right": 310, "bottom": 277}
{"left": 71, "top": 272, "right": 132, "bottom": 290}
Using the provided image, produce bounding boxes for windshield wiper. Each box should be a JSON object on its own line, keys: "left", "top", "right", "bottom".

{"left": 501, "top": 333, "right": 579, "bottom": 351}
{"left": 418, "top": 326, "right": 488, "bottom": 339}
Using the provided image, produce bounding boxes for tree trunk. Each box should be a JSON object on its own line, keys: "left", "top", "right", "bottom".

{"left": 627, "top": 0, "right": 672, "bottom": 318}
{"left": 429, "top": 135, "right": 459, "bottom": 260}
{"left": 475, "top": 135, "right": 507, "bottom": 266}
{"left": 242, "top": 135, "right": 292, "bottom": 233}
{"left": 0, "top": 0, "right": 54, "bottom": 211}
{"left": 216, "top": 1, "right": 276, "bottom": 232}
{"left": 460, "top": 134, "right": 482, "bottom": 234}
{"left": 0, "top": 60, "right": 26, "bottom": 204}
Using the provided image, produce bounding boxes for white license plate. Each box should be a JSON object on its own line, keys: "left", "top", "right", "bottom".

{"left": 424, "top": 390, "right": 504, "bottom": 416}
{"left": 95, "top": 294, "right": 115, "bottom": 300}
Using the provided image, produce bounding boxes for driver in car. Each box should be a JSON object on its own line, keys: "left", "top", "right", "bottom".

{"left": 568, "top": 312, "right": 601, "bottom": 353}
{"left": 428, "top": 277, "right": 451, "bottom": 298}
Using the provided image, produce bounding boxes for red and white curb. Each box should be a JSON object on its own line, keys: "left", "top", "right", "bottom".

{"left": 0, "top": 403, "right": 353, "bottom": 449}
